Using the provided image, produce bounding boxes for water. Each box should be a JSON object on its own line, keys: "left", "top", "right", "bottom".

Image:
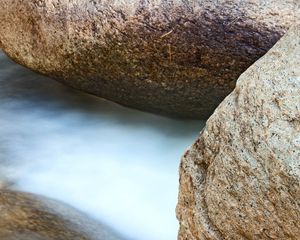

{"left": 0, "top": 52, "right": 204, "bottom": 240}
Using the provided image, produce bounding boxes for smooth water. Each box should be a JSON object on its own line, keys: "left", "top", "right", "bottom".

{"left": 0, "top": 52, "right": 204, "bottom": 240}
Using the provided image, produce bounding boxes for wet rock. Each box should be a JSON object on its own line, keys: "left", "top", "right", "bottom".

{"left": 177, "top": 25, "right": 300, "bottom": 239}
{"left": 0, "top": 190, "right": 123, "bottom": 240}
{"left": 0, "top": 0, "right": 299, "bottom": 118}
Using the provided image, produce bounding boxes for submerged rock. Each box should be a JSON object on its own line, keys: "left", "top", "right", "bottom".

{"left": 0, "top": 0, "right": 299, "bottom": 118}
{"left": 0, "top": 190, "right": 122, "bottom": 240}
{"left": 177, "top": 25, "right": 300, "bottom": 239}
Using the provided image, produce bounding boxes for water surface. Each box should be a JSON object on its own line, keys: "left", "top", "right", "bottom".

{"left": 0, "top": 52, "right": 204, "bottom": 240}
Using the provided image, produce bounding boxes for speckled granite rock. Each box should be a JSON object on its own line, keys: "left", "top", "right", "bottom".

{"left": 176, "top": 25, "right": 300, "bottom": 239}
{"left": 0, "top": 1, "right": 299, "bottom": 118}
{"left": 0, "top": 190, "right": 122, "bottom": 240}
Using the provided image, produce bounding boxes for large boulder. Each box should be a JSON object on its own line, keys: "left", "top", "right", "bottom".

{"left": 0, "top": 190, "right": 122, "bottom": 240}
{"left": 177, "top": 25, "right": 300, "bottom": 239}
{"left": 0, "top": 0, "right": 299, "bottom": 118}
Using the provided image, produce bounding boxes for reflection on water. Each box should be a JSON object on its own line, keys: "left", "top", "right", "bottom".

{"left": 0, "top": 52, "right": 204, "bottom": 240}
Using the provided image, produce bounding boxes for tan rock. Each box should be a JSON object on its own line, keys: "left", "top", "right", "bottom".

{"left": 177, "top": 25, "right": 300, "bottom": 239}
{"left": 0, "top": 190, "right": 122, "bottom": 240}
{"left": 0, "top": 0, "right": 299, "bottom": 118}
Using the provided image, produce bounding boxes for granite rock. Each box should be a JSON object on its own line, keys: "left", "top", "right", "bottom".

{"left": 0, "top": 190, "right": 122, "bottom": 240}
{"left": 0, "top": 0, "right": 299, "bottom": 118}
{"left": 177, "top": 25, "right": 300, "bottom": 239}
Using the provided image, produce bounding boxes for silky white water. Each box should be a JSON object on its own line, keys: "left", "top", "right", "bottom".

{"left": 0, "top": 52, "right": 204, "bottom": 240}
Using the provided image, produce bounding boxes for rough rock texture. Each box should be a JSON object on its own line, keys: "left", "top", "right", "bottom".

{"left": 0, "top": 0, "right": 299, "bottom": 118}
{"left": 177, "top": 25, "right": 300, "bottom": 239}
{"left": 0, "top": 190, "right": 122, "bottom": 240}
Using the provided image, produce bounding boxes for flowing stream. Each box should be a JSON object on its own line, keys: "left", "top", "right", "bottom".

{"left": 0, "top": 52, "right": 205, "bottom": 240}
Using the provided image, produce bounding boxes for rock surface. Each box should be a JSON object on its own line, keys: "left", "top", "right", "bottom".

{"left": 0, "top": 0, "right": 299, "bottom": 118}
{"left": 0, "top": 190, "right": 122, "bottom": 240}
{"left": 177, "top": 25, "right": 300, "bottom": 239}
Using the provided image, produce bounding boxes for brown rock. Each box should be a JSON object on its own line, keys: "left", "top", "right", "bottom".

{"left": 177, "top": 25, "right": 300, "bottom": 239}
{"left": 0, "top": 0, "right": 299, "bottom": 118}
{"left": 0, "top": 190, "right": 122, "bottom": 240}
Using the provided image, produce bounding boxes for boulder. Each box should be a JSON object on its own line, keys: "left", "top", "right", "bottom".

{"left": 177, "top": 25, "right": 300, "bottom": 239}
{"left": 0, "top": 190, "right": 122, "bottom": 240}
{"left": 0, "top": 0, "right": 299, "bottom": 118}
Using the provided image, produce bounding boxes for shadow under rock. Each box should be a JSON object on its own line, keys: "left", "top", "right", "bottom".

{"left": 0, "top": 52, "right": 204, "bottom": 138}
